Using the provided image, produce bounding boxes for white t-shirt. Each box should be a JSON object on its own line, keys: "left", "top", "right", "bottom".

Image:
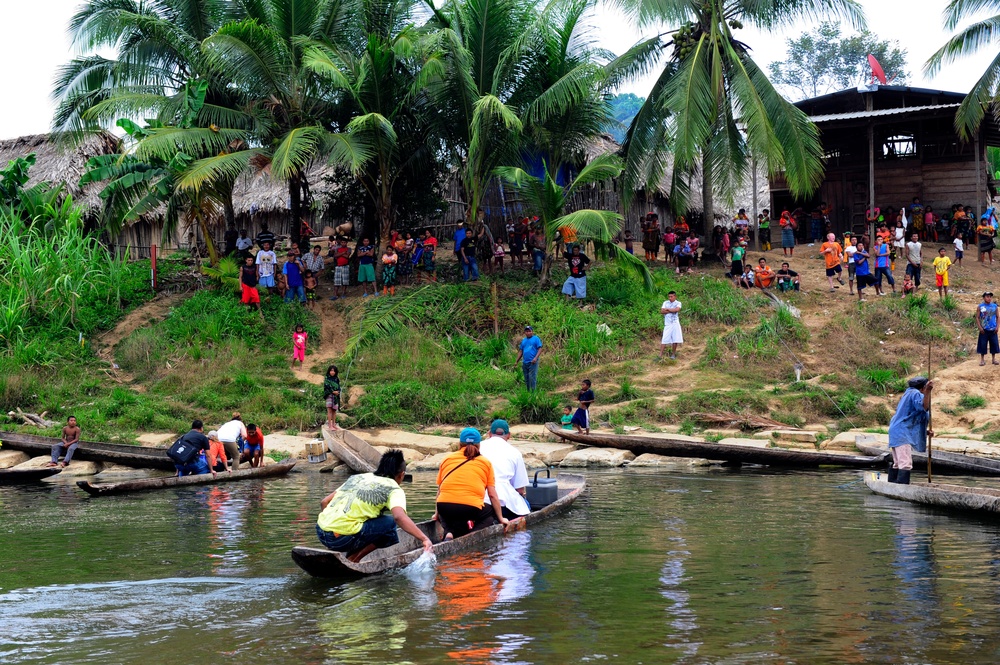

{"left": 480, "top": 436, "right": 530, "bottom": 516}
{"left": 844, "top": 245, "right": 857, "bottom": 264}
{"left": 256, "top": 250, "right": 277, "bottom": 277}
{"left": 217, "top": 419, "right": 248, "bottom": 443}
{"left": 955, "top": 237, "right": 965, "bottom": 252}
{"left": 236, "top": 237, "right": 253, "bottom": 251}
{"left": 906, "top": 241, "right": 922, "bottom": 265}
{"left": 662, "top": 300, "right": 682, "bottom": 324}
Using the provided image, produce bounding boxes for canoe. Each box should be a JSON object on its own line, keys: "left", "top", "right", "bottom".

{"left": 855, "top": 440, "right": 1000, "bottom": 477}
{"left": 0, "top": 431, "right": 175, "bottom": 471}
{"left": 0, "top": 467, "right": 62, "bottom": 484}
{"left": 291, "top": 473, "right": 586, "bottom": 577}
{"left": 864, "top": 471, "right": 1000, "bottom": 514}
{"left": 545, "top": 423, "right": 884, "bottom": 469}
{"left": 322, "top": 426, "right": 381, "bottom": 473}
{"left": 76, "top": 460, "right": 297, "bottom": 496}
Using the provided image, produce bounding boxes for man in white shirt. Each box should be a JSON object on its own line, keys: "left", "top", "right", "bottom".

{"left": 479, "top": 419, "right": 530, "bottom": 519}
{"left": 217, "top": 412, "right": 249, "bottom": 470}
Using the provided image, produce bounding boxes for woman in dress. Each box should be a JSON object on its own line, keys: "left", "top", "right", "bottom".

{"left": 977, "top": 216, "right": 995, "bottom": 265}
{"left": 892, "top": 219, "right": 906, "bottom": 271}
{"left": 381, "top": 245, "right": 398, "bottom": 295}
{"left": 641, "top": 213, "right": 660, "bottom": 261}
{"left": 779, "top": 210, "right": 795, "bottom": 256}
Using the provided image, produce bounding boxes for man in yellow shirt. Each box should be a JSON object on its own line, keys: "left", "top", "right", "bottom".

{"left": 933, "top": 247, "right": 952, "bottom": 299}
{"left": 315, "top": 450, "right": 432, "bottom": 562}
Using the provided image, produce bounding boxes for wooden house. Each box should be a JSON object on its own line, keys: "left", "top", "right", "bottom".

{"left": 769, "top": 85, "right": 1000, "bottom": 235}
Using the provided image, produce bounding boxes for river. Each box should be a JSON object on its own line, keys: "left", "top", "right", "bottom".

{"left": 2, "top": 468, "right": 1000, "bottom": 664}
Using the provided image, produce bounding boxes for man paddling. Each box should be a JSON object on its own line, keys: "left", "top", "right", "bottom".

{"left": 886, "top": 377, "right": 934, "bottom": 485}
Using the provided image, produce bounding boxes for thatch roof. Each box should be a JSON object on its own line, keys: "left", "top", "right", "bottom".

{"left": 0, "top": 133, "right": 120, "bottom": 210}
{"left": 230, "top": 159, "right": 340, "bottom": 215}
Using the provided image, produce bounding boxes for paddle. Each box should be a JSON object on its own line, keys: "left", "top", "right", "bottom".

{"left": 927, "top": 341, "right": 933, "bottom": 484}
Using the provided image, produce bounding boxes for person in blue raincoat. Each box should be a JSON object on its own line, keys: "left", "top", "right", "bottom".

{"left": 886, "top": 377, "right": 934, "bottom": 485}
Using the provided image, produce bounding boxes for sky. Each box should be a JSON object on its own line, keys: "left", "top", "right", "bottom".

{"left": 0, "top": 0, "right": 996, "bottom": 140}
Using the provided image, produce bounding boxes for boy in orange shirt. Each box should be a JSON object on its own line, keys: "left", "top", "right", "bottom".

{"left": 820, "top": 233, "right": 845, "bottom": 292}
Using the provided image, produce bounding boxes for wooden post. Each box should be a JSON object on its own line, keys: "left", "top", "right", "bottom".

{"left": 927, "top": 341, "right": 933, "bottom": 484}
{"left": 151, "top": 244, "right": 158, "bottom": 291}
{"left": 868, "top": 122, "right": 875, "bottom": 242}
{"left": 976, "top": 131, "right": 984, "bottom": 219}
{"left": 752, "top": 153, "right": 759, "bottom": 252}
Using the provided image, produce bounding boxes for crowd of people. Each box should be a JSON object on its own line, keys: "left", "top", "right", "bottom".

{"left": 166, "top": 413, "right": 267, "bottom": 477}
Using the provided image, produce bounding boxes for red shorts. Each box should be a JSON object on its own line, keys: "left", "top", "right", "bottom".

{"left": 241, "top": 283, "right": 260, "bottom": 304}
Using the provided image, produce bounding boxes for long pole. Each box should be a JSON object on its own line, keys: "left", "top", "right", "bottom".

{"left": 927, "top": 341, "right": 933, "bottom": 483}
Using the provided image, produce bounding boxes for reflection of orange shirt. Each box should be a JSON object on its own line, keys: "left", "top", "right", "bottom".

{"left": 820, "top": 241, "right": 842, "bottom": 269}
{"left": 207, "top": 440, "right": 228, "bottom": 469}
{"left": 437, "top": 451, "right": 495, "bottom": 508}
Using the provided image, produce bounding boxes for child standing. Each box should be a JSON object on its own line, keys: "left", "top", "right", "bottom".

{"left": 493, "top": 240, "right": 505, "bottom": 273}
{"left": 560, "top": 406, "right": 574, "bottom": 430}
{"left": 954, "top": 235, "right": 965, "bottom": 266}
{"left": 381, "top": 245, "right": 398, "bottom": 296}
{"left": 291, "top": 324, "right": 308, "bottom": 369}
{"left": 933, "top": 246, "right": 952, "bottom": 299}
{"left": 357, "top": 238, "right": 377, "bottom": 297}
{"left": 624, "top": 229, "right": 635, "bottom": 255}
{"left": 570, "top": 379, "right": 595, "bottom": 434}
{"left": 323, "top": 365, "right": 341, "bottom": 430}
{"left": 422, "top": 229, "right": 437, "bottom": 281}
{"left": 303, "top": 270, "right": 318, "bottom": 309}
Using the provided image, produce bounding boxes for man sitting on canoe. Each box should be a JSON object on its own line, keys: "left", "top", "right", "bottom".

{"left": 315, "top": 450, "right": 432, "bottom": 563}
{"left": 887, "top": 377, "right": 934, "bottom": 485}
{"left": 479, "top": 419, "right": 530, "bottom": 520}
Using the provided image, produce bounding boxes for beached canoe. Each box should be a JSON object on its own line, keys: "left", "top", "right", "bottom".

{"left": 0, "top": 467, "right": 62, "bottom": 484}
{"left": 322, "top": 426, "right": 381, "bottom": 473}
{"left": 545, "top": 423, "right": 884, "bottom": 468}
{"left": 291, "top": 473, "right": 586, "bottom": 577}
{"left": 854, "top": 441, "right": 1000, "bottom": 477}
{"left": 76, "top": 461, "right": 297, "bottom": 496}
{"left": 0, "top": 431, "right": 175, "bottom": 470}
{"left": 864, "top": 471, "right": 1000, "bottom": 514}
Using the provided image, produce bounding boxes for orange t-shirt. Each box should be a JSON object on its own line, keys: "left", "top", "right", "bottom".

{"left": 207, "top": 440, "right": 228, "bottom": 469}
{"left": 820, "top": 241, "right": 843, "bottom": 269}
{"left": 436, "top": 451, "right": 495, "bottom": 508}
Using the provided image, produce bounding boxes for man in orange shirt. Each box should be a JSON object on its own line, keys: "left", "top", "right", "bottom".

{"left": 754, "top": 257, "right": 776, "bottom": 288}
{"left": 820, "top": 233, "right": 845, "bottom": 292}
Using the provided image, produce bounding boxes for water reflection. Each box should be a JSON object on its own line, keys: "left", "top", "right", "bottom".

{"left": 658, "top": 516, "right": 699, "bottom": 659}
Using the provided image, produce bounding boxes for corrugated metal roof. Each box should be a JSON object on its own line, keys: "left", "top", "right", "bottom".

{"left": 809, "top": 103, "right": 961, "bottom": 123}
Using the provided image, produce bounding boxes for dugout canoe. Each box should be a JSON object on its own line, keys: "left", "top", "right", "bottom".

{"left": 0, "top": 431, "right": 175, "bottom": 471}
{"left": 854, "top": 441, "right": 1000, "bottom": 477}
{"left": 76, "top": 460, "right": 297, "bottom": 496}
{"left": 322, "top": 426, "right": 381, "bottom": 473}
{"left": 545, "top": 423, "right": 884, "bottom": 468}
{"left": 291, "top": 473, "right": 586, "bottom": 577}
{"left": 0, "top": 467, "right": 62, "bottom": 484}
{"left": 864, "top": 471, "right": 1000, "bottom": 514}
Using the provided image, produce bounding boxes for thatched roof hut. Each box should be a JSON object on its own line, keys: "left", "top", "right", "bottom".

{"left": 0, "top": 133, "right": 120, "bottom": 210}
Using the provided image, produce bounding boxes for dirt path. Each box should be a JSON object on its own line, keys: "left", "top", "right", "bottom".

{"left": 292, "top": 294, "right": 349, "bottom": 385}
{"left": 96, "top": 292, "right": 189, "bottom": 384}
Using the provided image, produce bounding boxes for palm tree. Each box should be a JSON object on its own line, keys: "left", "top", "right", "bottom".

{"left": 497, "top": 154, "right": 652, "bottom": 289}
{"left": 926, "top": 0, "right": 1000, "bottom": 138}
{"left": 616, "top": 0, "right": 864, "bottom": 226}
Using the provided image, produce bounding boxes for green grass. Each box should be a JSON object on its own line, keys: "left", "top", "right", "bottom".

{"left": 958, "top": 394, "right": 987, "bottom": 411}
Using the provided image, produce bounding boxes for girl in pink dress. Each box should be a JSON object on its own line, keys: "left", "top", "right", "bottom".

{"left": 292, "top": 324, "right": 308, "bottom": 368}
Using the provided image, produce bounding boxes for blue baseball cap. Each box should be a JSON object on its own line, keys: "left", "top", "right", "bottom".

{"left": 459, "top": 427, "right": 482, "bottom": 444}
{"left": 490, "top": 419, "right": 510, "bottom": 435}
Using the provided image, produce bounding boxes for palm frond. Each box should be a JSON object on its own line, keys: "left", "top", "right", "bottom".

{"left": 942, "top": 0, "right": 1000, "bottom": 31}
{"left": 270, "top": 125, "right": 328, "bottom": 179}
{"left": 565, "top": 153, "right": 624, "bottom": 196}
{"left": 925, "top": 14, "right": 1000, "bottom": 76}
{"left": 133, "top": 126, "right": 248, "bottom": 162}
{"left": 954, "top": 49, "right": 1000, "bottom": 138}
{"left": 344, "top": 284, "right": 448, "bottom": 359}
{"left": 177, "top": 148, "right": 265, "bottom": 192}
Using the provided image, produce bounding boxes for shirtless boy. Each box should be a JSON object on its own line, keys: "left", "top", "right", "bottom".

{"left": 48, "top": 416, "right": 81, "bottom": 467}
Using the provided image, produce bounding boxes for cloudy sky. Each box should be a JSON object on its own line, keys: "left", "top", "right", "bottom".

{"left": 0, "top": 0, "right": 996, "bottom": 140}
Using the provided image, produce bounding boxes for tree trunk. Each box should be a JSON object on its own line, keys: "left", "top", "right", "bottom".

{"left": 196, "top": 209, "right": 219, "bottom": 266}
{"left": 702, "top": 154, "right": 714, "bottom": 236}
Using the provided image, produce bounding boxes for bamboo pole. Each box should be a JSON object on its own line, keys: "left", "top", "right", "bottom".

{"left": 927, "top": 341, "right": 933, "bottom": 483}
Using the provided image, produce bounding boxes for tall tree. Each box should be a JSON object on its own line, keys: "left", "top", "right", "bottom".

{"left": 926, "top": 0, "right": 1000, "bottom": 138}
{"left": 617, "top": 0, "right": 865, "bottom": 226}
{"left": 768, "top": 22, "right": 908, "bottom": 101}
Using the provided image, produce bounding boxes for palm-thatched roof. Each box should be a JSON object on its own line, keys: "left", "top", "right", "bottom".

{"left": 230, "top": 160, "right": 340, "bottom": 215}
{"left": 0, "top": 133, "right": 120, "bottom": 210}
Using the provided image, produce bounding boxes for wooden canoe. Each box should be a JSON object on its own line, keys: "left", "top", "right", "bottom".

{"left": 0, "top": 431, "right": 176, "bottom": 470}
{"left": 0, "top": 467, "right": 62, "bottom": 484}
{"left": 855, "top": 440, "right": 1000, "bottom": 477}
{"left": 322, "top": 426, "right": 381, "bottom": 473}
{"left": 864, "top": 471, "right": 1000, "bottom": 514}
{"left": 546, "top": 423, "right": 884, "bottom": 468}
{"left": 291, "top": 473, "right": 586, "bottom": 577}
{"left": 76, "top": 460, "right": 296, "bottom": 496}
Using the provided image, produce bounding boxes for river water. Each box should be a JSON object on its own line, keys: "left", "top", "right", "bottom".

{"left": 3, "top": 468, "right": 1000, "bottom": 664}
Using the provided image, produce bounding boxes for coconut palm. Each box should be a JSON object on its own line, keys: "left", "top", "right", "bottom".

{"left": 926, "top": 0, "right": 1000, "bottom": 138}
{"left": 497, "top": 154, "right": 652, "bottom": 289}
{"left": 616, "top": 0, "right": 864, "bottom": 225}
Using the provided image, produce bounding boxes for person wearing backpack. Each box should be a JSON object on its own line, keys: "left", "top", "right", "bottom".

{"left": 168, "top": 420, "right": 214, "bottom": 477}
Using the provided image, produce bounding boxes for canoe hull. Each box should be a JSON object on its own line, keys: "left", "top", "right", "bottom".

{"left": 76, "top": 461, "right": 296, "bottom": 496}
{"left": 855, "top": 441, "right": 1000, "bottom": 477}
{"left": 546, "top": 423, "right": 883, "bottom": 468}
{"left": 322, "top": 427, "right": 381, "bottom": 473}
{"left": 0, "top": 431, "right": 175, "bottom": 470}
{"left": 0, "top": 467, "right": 62, "bottom": 484}
{"left": 864, "top": 472, "right": 1000, "bottom": 513}
{"left": 292, "top": 473, "right": 586, "bottom": 577}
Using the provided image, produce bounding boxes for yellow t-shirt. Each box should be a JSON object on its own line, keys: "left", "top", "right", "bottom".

{"left": 436, "top": 450, "right": 495, "bottom": 508}
{"left": 933, "top": 256, "right": 952, "bottom": 275}
{"left": 317, "top": 473, "right": 405, "bottom": 536}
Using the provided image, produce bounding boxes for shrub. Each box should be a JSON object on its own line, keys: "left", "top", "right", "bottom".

{"left": 958, "top": 394, "right": 987, "bottom": 411}
{"left": 508, "top": 389, "right": 561, "bottom": 424}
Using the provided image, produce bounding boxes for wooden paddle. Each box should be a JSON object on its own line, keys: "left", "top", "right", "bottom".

{"left": 927, "top": 341, "right": 933, "bottom": 484}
